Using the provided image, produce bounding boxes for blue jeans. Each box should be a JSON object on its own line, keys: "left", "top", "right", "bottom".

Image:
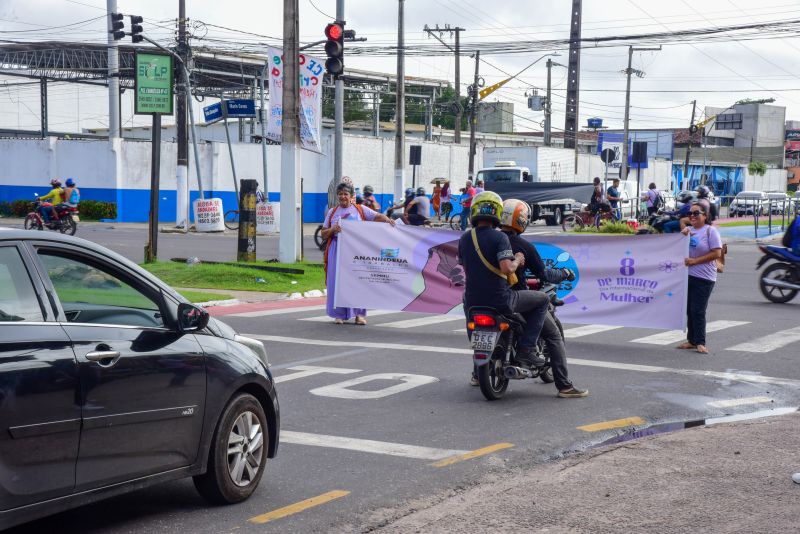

{"left": 663, "top": 220, "right": 681, "bottom": 233}
{"left": 687, "top": 275, "right": 715, "bottom": 346}
{"left": 460, "top": 209, "right": 469, "bottom": 231}
{"left": 510, "top": 289, "right": 550, "bottom": 351}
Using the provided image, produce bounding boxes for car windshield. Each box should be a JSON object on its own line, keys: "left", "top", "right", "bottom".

{"left": 477, "top": 169, "right": 521, "bottom": 183}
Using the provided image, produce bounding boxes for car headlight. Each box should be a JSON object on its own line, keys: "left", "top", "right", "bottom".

{"left": 234, "top": 334, "right": 269, "bottom": 367}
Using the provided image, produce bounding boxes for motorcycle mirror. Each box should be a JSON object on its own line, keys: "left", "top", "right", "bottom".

{"left": 556, "top": 252, "right": 570, "bottom": 263}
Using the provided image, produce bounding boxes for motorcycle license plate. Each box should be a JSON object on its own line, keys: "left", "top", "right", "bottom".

{"left": 470, "top": 331, "right": 499, "bottom": 352}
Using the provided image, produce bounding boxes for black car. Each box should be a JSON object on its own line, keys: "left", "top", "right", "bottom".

{"left": 0, "top": 228, "right": 279, "bottom": 529}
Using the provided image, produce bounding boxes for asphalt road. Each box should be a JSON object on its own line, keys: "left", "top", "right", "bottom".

{"left": 7, "top": 223, "right": 799, "bottom": 533}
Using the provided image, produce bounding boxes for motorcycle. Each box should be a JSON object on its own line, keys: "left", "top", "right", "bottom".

{"left": 636, "top": 210, "right": 679, "bottom": 234}
{"left": 468, "top": 257, "right": 574, "bottom": 401}
{"left": 756, "top": 244, "right": 800, "bottom": 303}
{"left": 24, "top": 200, "right": 78, "bottom": 236}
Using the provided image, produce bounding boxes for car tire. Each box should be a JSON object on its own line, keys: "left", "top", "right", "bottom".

{"left": 194, "top": 393, "right": 268, "bottom": 505}
{"left": 544, "top": 216, "right": 556, "bottom": 226}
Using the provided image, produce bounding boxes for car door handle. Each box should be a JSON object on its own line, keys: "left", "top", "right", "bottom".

{"left": 85, "top": 350, "right": 121, "bottom": 366}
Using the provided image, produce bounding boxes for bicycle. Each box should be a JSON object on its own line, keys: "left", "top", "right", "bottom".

{"left": 224, "top": 209, "right": 239, "bottom": 230}
{"left": 313, "top": 224, "right": 326, "bottom": 250}
{"left": 561, "top": 209, "right": 614, "bottom": 232}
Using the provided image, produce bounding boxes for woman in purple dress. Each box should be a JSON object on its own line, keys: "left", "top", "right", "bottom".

{"left": 321, "top": 182, "right": 394, "bottom": 324}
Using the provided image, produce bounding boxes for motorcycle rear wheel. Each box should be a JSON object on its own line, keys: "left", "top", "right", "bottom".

{"left": 759, "top": 262, "right": 798, "bottom": 303}
{"left": 24, "top": 214, "right": 42, "bottom": 231}
{"left": 477, "top": 346, "right": 509, "bottom": 401}
{"left": 59, "top": 215, "right": 77, "bottom": 236}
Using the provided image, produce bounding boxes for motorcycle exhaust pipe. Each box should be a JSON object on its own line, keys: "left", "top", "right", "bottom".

{"left": 762, "top": 278, "right": 800, "bottom": 291}
{"left": 504, "top": 366, "right": 534, "bottom": 380}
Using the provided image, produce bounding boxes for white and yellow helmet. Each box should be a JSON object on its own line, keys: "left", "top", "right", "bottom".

{"left": 500, "top": 199, "right": 531, "bottom": 234}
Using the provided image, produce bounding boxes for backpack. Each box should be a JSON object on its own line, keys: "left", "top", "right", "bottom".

{"left": 652, "top": 190, "right": 664, "bottom": 210}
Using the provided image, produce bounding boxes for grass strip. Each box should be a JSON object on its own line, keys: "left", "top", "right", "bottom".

{"left": 141, "top": 261, "right": 325, "bottom": 295}
{"left": 177, "top": 290, "right": 235, "bottom": 303}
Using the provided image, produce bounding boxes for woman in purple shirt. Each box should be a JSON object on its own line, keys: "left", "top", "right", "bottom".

{"left": 677, "top": 203, "right": 722, "bottom": 354}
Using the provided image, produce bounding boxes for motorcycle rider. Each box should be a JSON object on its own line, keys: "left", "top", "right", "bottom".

{"left": 387, "top": 187, "right": 415, "bottom": 220}
{"left": 494, "top": 198, "right": 588, "bottom": 398}
{"left": 38, "top": 179, "right": 64, "bottom": 224}
{"left": 403, "top": 186, "right": 430, "bottom": 226}
{"left": 458, "top": 191, "right": 551, "bottom": 372}
{"left": 694, "top": 185, "right": 717, "bottom": 222}
{"left": 362, "top": 185, "right": 380, "bottom": 211}
{"left": 661, "top": 192, "right": 695, "bottom": 233}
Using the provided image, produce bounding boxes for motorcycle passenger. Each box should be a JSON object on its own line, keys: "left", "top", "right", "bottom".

{"left": 458, "top": 191, "right": 550, "bottom": 370}
{"left": 362, "top": 185, "right": 380, "bottom": 211}
{"left": 661, "top": 192, "right": 694, "bottom": 233}
{"left": 695, "top": 185, "right": 717, "bottom": 222}
{"left": 495, "top": 199, "right": 588, "bottom": 398}
{"left": 387, "top": 187, "right": 415, "bottom": 220}
{"left": 62, "top": 178, "right": 80, "bottom": 209}
{"left": 403, "top": 186, "right": 430, "bottom": 226}
{"left": 38, "top": 179, "right": 64, "bottom": 223}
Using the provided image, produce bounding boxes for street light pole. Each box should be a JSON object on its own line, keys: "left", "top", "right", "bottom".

{"left": 334, "top": 0, "right": 345, "bottom": 186}
{"left": 621, "top": 45, "right": 660, "bottom": 180}
{"left": 279, "top": 0, "right": 301, "bottom": 263}
{"left": 394, "top": 0, "right": 405, "bottom": 203}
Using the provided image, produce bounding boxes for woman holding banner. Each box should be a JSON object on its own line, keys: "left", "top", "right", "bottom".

{"left": 321, "top": 182, "right": 395, "bottom": 324}
{"left": 679, "top": 204, "right": 722, "bottom": 354}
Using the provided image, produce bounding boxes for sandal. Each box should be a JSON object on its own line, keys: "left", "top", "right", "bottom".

{"left": 696, "top": 345, "right": 709, "bottom": 354}
{"left": 676, "top": 342, "right": 697, "bottom": 350}
{"left": 355, "top": 316, "right": 367, "bottom": 325}
{"left": 333, "top": 319, "right": 344, "bottom": 325}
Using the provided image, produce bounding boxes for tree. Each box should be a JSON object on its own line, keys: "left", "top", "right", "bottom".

{"left": 321, "top": 84, "right": 371, "bottom": 123}
{"left": 748, "top": 160, "right": 767, "bottom": 176}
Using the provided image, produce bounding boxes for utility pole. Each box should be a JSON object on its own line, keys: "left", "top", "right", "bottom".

{"left": 334, "top": 0, "right": 345, "bottom": 185}
{"left": 683, "top": 99, "right": 697, "bottom": 189}
{"left": 175, "top": 0, "right": 190, "bottom": 229}
{"left": 563, "top": 0, "right": 582, "bottom": 172}
{"left": 422, "top": 24, "right": 465, "bottom": 143}
{"left": 106, "top": 0, "right": 120, "bottom": 139}
{"left": 467, "top": 51, "right": 480, "bottom": 178}
{"left": 394, "top": 0, "right": 405, "bottom": 202}
{"left": 621, "top": 45, "right": 661, "bottom": 180}
{"left": 279, "top": 0, "right": 301, "bottom": 263}
{"left": 545, "top": 58, "right": 552, "bottom": 147}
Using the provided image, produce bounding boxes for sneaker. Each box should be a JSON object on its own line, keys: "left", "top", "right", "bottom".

{"left": 469, "top": 373, "right": 479, "bottom": 386}
{"left": 558, "top": 387, "right": 588, "bottom": 398}
{"left": 515, "top": 347, "right": 546, "bottom": 368}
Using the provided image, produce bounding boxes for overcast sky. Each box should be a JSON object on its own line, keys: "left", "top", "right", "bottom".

{"left": 1, "top": 0, "right": 799, "bottom": 134}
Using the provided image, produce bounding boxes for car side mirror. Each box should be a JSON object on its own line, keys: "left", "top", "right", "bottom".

{"left": 177, "top": 303, "right": 209, "bottom": 333}
{"left": 523, "top": 172, "right": 532, "bottom": 182}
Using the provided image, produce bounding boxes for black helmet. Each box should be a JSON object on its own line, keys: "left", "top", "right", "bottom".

{"left": 678, "top": 192, "right": 694, "bottom": 204}
{"left": 696, "top": 185, "right": 711, "bottom": 199}
{"left": 404, "top": 187, "right": 415, "bottom": 199}
{"left": 416, "top": 186, "right": 426, "bottom": 196}
{"left": 363, "top": 185, "right": 374, "bottom": 194}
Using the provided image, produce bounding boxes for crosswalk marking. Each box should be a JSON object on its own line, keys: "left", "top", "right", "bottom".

{"left": 380, "top": 314, "right": 463, "bottom": 329}
{"left": 564, "top": 324, "right": 623, "bottom": 339}
{"left": 707, "top": 396, "right": 773, "bottom": 408}
{"left": 300, "top": 310, "right": 396, "bottom": 322}
{"left": 281, "top": 431, "right": 468, "bottom": 460}
{"left": 725, "top": 326, "right": 800, "bottom": 353}
{"left": 631, "top": 320, "right": 750, "bottom": 345}
{"left": 230, "top": 304, "right": 324, "bottom": 318}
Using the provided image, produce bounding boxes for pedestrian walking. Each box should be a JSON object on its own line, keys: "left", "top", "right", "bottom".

{"left": 440, "top": 180, "right": 453, "bottom": 222}
{"left": 321, "top": 182, "right": 394, "bottom": 325}
{"left": 432, "top": 180, "right": 442, "bottom": 220}
{"left": 643, "top": 183, "right": 661, "bottom": 216}
{"left": 678, "top": 204, "right": 722, "bottom": 354}
{"left": 460, "top": 180, "right": 477, "bottom": 231}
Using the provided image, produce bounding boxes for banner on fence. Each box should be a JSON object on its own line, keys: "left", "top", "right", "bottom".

{"left": 267, "top": 47, "right": 324, "bottom": 152}
{"left": 335, "top": 221, "right": 689, "bottom": 330}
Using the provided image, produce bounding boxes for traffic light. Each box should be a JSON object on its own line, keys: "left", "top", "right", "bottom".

{"left": 130, "top": 15, "right": 144, "bottom": 43}
{"left": 324, "top": 22, "right": 344, "bottom": 77}
{"left": 110, "top": 12, "right": 125, "bottom": 41}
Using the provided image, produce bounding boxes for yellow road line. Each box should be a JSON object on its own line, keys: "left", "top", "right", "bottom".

{"left": 248, "top": 490, "right": 350, "bottom": 525}
{"left": 577, "top": 416, "right": 646, "bottom": 432}
{"left": 432, "top": 442, "right": 514, "bottom": 467}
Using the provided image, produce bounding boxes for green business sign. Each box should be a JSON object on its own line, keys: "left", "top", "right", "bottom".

{"left": 135, "top": 52, "right": 174, "bottom": 115}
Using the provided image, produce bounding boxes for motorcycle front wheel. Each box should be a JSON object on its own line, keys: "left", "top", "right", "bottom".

{"left": 759, "top": 262, "right": 798, "bottom": 303}
{"left": 477, "top": 344, "right": 509, "bottom": 401}
{"left": 24, "top": 214, "right": 42, "bottom": 231}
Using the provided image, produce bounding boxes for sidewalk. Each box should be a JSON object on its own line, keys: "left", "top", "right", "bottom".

{"left": 370, "top": 412, "right": 800, "bottom": 533}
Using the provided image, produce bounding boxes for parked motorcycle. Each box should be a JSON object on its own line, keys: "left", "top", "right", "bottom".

{"left": 24, "top": 200, "right": 78, "bottom": 235}
{"left": 757, "top": 244, "right": 800, "bottom": 303}
{"left": 468, "top": 264, "right": 573, "bottom": 401}
{"left": 636, "top": 210, "right": 678, "bottom": 234}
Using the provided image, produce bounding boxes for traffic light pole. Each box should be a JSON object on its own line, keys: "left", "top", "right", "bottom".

{"left": 467, "top": 51, "right": 479, "bottom": 178}
{"left": 106, "top": 0, "right": 120, "bottom": 139}
{"left": 279, "top": 0, "right": 301, "bottom": 263}
{"left": 334, "top": 0, "right": 344, "bottom": 186}
{"left": 394, "top": 0, "right": 405, "bottom": 204}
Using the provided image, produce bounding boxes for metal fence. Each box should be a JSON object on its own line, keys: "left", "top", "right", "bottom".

{"left": 715, "top": 195, "right": 799, "bottom": 238}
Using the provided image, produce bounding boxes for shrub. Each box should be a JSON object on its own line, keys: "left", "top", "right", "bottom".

{"left": 747, "top": 160, "right": 767, "bottom": 177}
{"left": 79, "top": 200, "right": 117, "bottom": 220}
{"left": 598, "top": 220, "right": 635, "bottom": 234}
{"left": 11, "top": 200, "right": 33, "bottom": 217}
{"left": 0, "top": 201, "right": 11, "bottom": 217}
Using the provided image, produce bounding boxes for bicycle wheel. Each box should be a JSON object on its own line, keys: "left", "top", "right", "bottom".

{"left": 313, "top": 225, "right": 326, "bottom": 251}
{"left": 449, "top": 214, "right": 462, "bottom": 231}
{"left": 224, "top": 210, "right": 239, "bottom": 230}
{"left": 561, "top": 214, "right": 584, "bottom": 232}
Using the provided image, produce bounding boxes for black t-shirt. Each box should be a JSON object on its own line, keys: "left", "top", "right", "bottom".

{"left": 458, "top": 227, "right": 515, "bottom": 312}
{"left": 503, "top": 231, "right": 546, "bottom": 290}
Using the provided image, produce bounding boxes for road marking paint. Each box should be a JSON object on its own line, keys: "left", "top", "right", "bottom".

{"left": 432, "top": 443, "right": 515, "bottom": 467}
{"left": 577, "top": 416, "right": 646, "bottom": 432}
{"left": 564, "top": 325, "right": 623, "bottom": 339}
{"left": 707, "top": 396, "right": 773, "bottom": 408}
{"left": 310, "top": 373, "right": 438, "bottom": 399}
{"left": 230, "top": 304, "right": 324, "bottom": 318}
{"left": 248, "top": 490, "right": 350, "bottom": 524}
{"left": 705, "top": 407, "right": 797, "bottom": 425}
{"left": 725, "top": 326, "right": 800, "bottom": 353}
{"left": 246, "top": 335, "right": 800, "bottom": 387}
{"left": 274, "top": 365, "right": 362, "bottom": 384}
{"left": 631, "top": 320, "right": 749, "bottom": 345}
{"left": 281, "top": 431, "right": 467, "bottom": 460}
{"left": 380, "top": 315, "right": 464, "bottom": 329}
{"left": 299, "top": 310, "right": 396, "bottom": 322}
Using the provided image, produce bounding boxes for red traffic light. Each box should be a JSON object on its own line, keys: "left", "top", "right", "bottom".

{"left": 325, "top": 23, "right": 343, "bottom": 41}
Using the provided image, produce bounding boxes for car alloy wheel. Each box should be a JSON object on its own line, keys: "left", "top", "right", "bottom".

{"left": 227, "top": 410, "right": 264, "bottom": 487}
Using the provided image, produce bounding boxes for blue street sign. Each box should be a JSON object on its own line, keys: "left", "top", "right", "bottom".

{"left": 225, "top": 99, "right": 256, "bottom": 118}
{"left": 203, "top": 102, "right": 223, "bottom": 124}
